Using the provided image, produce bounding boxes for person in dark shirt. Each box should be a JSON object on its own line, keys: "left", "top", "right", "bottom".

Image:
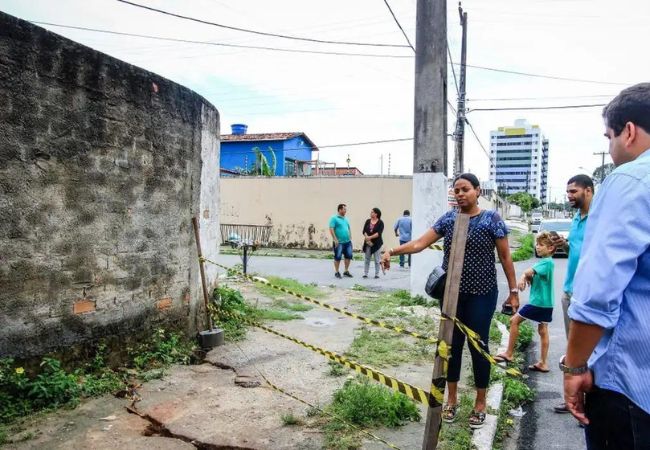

{"left": 362, "top": 207, "right": 384, "bottom": 278}
{"left": 381, "top": 173, "right": 518, "bottom": 429}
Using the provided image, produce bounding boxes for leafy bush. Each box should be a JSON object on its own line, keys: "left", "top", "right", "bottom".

{"left": 128, "top": 329, "right": 195, "bottom": 370}
{"left": 212, "top": 285, "right": 253, "bottom": 341}
{"left": 503, "top": 377, "right": 535, "bottom": 405}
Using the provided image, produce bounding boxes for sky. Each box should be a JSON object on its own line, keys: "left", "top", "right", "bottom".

{"left": 2, "top": 0, "right": 648, "bottom": 202}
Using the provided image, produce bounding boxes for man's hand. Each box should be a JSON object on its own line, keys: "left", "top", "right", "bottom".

{"left": 380, "top": 251, "right": 391, "bottom": 271}
{"left": 564, "top": 371, "right": 593, "bottom": 425}
{"left": 550, "top": 234, "right": 568, "bottom": 251}
{"left": 333, "top": 239, "right": 339, "bottom": 247}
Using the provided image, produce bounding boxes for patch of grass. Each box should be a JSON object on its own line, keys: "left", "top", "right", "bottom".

{"left": 345, "top": 329, "right": 434, "bottom": 367}
{"left": 212, "top": 285, "right": 253, "bottom": 341}
{"left": 351, "top": 284, "right": 368, "bottom": 291}
{"left": 128, "top": 328, "right": 196, "bottom": 371}
{"left": 256, "top": 309, "right": 303, "bottom": 321}
{"left": 329, "top": 378, "right": 420, "bottom": 427}
{"left": 511, "top": 234, "right": 534, "bottom": 262}
{"left": 256, "top": 276, "right": 325, "bottom": 300}
{"left": 439, "top": 393, "right": 475, "bottom": 450}
{"left": 272, "top": 299, "right": 313, "bottom": 312}
{"left": 489, "top": 319, "right": 503, "bottom": 345}
{"left": 327, "top": 361, "right": 348, "bottom": 377}
{"left": 281, "top": 412, "right": 304, "bottom": 426}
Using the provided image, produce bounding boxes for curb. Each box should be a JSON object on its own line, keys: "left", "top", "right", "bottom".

{"left": 472, "top": 320, "right": 509, "bottom": 450}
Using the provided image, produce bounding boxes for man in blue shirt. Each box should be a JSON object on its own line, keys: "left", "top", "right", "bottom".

{"left": 329, "top": 204, "right": 353, "bottom": 279}
{"left": 393, "top": 210, "right": 412, "bottom": 268}
{"left": 552, "top": 174, "right": 593, "bottom": 414}
{"left": 562, "top": 83, "right": 650, "bottom": 449}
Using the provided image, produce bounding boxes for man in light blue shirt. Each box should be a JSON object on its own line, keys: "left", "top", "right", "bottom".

{"left": 563, "top": 83, "right": 650, "bottom": 449}
{"left": 393, "top": 210, "right": 412, "bottom": 268}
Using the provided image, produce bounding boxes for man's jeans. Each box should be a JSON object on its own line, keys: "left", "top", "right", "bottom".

{"left": 585, "top": 387, "right": 650, "bottom": 449}
{"left": 399, "top": 240, "right": 411, "bottom": 267}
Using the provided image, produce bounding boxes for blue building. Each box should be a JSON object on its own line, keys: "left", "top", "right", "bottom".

{"left": 220, "top": 124, "right": 318, "bottom": 176}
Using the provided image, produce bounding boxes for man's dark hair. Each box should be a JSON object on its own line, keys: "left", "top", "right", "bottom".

{"left": 337, "top": 203, "right": 346, "bottom": 212}
{"left": 453, "top": 172, "right": 480, "bottom": 189}
{"left": 403, "top": 210, "right": 410, "bottom": 216}
{"left": 603, "top": 83, "right": 650, "bottom": 136}
{"left": 567, "top": 174, "right": 594, "bottom": 191}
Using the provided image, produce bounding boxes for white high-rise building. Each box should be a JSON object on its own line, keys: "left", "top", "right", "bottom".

{"left": 489, "top": 119, "right": 548, "bottom": 203}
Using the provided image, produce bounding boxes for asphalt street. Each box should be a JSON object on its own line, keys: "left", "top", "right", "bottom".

{"left": 215, "top": 252, "right": 585, "bottom": 449}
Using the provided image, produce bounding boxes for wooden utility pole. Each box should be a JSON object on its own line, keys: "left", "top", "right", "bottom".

{"left": 422, "top": 214, "right": 470, "bottom": 449}
{"left": 191, "top": 217, "right": 213, "bottom": 330}
{"left": 453, "top": 3, "right": 468, "bottom": 175}
{"left": 593, "top": 151, "right": 608, "bottom": 183}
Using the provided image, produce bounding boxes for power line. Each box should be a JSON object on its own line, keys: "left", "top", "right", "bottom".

{"left": 115, "top": 0, "right": 411, "bottom": 48}
{"left": 217, "top": 137, "right": 415, "bottom": 155}
{"left": 381, "top": 0, "right": 415, "bottom": 52}
{"left": 458, "top": 63, "right": 630, "bottom": 86}
{"left": 468, "top": 94, "right": 616, "bottom": 102}
{"left": 32, "top": 21, "right": 412, "bottom": 59}
{"left": 468, "top": 103, "right": 606, "bottom": 112}
{"left": 447, "top": 42, "right": 460, "bottom": 98}
{"left": 465, "top": 119, "right": 490, "bottom": 160}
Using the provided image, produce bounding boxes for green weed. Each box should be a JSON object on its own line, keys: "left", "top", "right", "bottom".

{"left": 345, "top": 329, "right": 434, "bottom": 367}
{"left": 281, "top": 412, "right": 304, "bottom": 426}
{"left": 255, "top": 276, "right": 325, "bottom": 300}
{"left": 511, "top": 234, "right": 534, "bottom": 262}
{"left": 327, "top": 361, "right": 348, "bottom": 377}
{"left": 439, "top": 393, "right": 475, "bottom": 450}
{"left": 489, "top": 319, "right": 503, "bottom": 344}
{"left": 272, "top": 299, "right": 313, "bottom": 312}
{"left": 256, "top": 309, "right": 303, "bottom": 321}
{"left": 351, "top": 284, "right": 368, "bottom": 291}
{"left": 128, "top": 328, "right": 196, "bottom": 371}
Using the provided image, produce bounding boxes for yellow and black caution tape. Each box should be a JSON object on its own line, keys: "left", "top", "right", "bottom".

{"left": 428, "top": 243, "right": 444, "bottom": 251}
{"left": 445, "top": 314, "right": 522, "bottom": 377}
{"left": 202, "top": 257, "right": 441, "bottom": 345}
{"left": 203, "top": 257, "right": 521, "bottom": 377}
{"left": 212, "top": 306, "right": 445, "bottom": 407}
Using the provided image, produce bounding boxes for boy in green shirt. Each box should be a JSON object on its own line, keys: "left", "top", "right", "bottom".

{"left": 495, "top": 232, "right": 556, "bottom": 372}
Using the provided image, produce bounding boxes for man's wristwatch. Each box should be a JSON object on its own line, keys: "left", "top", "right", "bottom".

{"left": 559, "top": 355, "right": 589, "bottom": 375}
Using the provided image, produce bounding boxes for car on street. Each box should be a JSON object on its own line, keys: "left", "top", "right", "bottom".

{"left": 536, "top": 219, "right": 572, "bottom": 257}
{"left": 530, "top": 212, "right": 543, "bottom": 233}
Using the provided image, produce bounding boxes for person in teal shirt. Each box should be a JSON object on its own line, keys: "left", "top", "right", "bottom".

{"left": 329, "top": 204, "right": 353, "bottom": 279}
{"left": 495, "top": 232, "right": 556, "bottom": 372}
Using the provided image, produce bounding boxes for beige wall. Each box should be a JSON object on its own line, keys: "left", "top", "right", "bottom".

{"left": 220, "top": 176, "right": 514, "bottom": 250}
{"left": 220, "top": 176, "right": 413, "bottom": 250}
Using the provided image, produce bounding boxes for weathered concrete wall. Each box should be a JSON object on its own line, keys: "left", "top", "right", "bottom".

{"left": 220, "top": 176, "right": 514, "bottom": 253}
{"left": 0, "top": 12, "right": 220, "bottom": 358}
{"left": 220, "top": 176, "right": 413, "bottom": 251}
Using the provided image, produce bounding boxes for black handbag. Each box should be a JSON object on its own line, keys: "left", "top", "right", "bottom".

{"left": 425, "top": 266, "right": 447, "bottom": 300}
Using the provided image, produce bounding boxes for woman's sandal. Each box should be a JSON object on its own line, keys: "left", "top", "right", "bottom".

{"left": 469, "top": 410, "right": 487, "bottom": 429}
{"left": 442, "top": 404, "right": 459, "bottom": 423}
{"left": 493, "top": 353, "right": 513, "bottom": 364}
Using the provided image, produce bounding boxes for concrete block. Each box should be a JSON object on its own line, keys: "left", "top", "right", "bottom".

{"left": 156, "top": 297, "right": 173, "bottom": 310}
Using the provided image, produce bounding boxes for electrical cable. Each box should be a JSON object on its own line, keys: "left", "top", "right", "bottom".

{"left": 465, "top": 119, "right": 490, "bottom": 160}
{"left": 115, "top": 0, "right": 411, "bottom": 48}
{"left": 447, "top": 42, "right": 460, "bottom": 98}
{"left": 31, "top": 21, "right": 412, "bottom": 59}
{"left": 381, "top": 0, "right": 415, "bottom": 51}
{"left": 468, "top": 103, "right": 606, "bottom": 112}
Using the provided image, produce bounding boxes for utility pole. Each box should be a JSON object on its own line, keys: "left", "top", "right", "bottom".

{"left": 453, "top": 2, "right": 468, "bottom": 175}
{"left": 593, "top": 151, "right": 608, "bottom": 183}
{"left": 413, "top": 0, "right": 449, "bottom": 447}
{"left": 380, "top": 153, "right": 384, "bottom": 175}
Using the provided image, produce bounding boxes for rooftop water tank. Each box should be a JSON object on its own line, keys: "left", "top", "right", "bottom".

{"left": 231, "top": 124, "right": 248, "bottom": 135}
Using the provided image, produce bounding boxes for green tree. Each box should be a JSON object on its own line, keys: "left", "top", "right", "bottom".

{"left": 252, "top": 146, "right": 277, "bottom": 176}
{"left": 507, "top": 192, "right": 540, "bottom": 213}
{"left": 593, "top": 162, "right": 615, "bottom": 183}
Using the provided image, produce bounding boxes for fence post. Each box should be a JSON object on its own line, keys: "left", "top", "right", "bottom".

{"left": 191, "top": 216, "right": 213, "bottom": 330}
{"left": 422, "top": 213, "right": 470, "bottom": 449}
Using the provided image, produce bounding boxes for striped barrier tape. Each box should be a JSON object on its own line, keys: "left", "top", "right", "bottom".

{"left": 211, "top": 305, "right": 446, "bottom": 407}
{"left": 428, "top": 243, "right": 444, "bottom": 251}
{"left": 202, "top": 257, "right": 441, "bottom": 345}
{"left": 203, "top": 258, "right": 521, "bottom": 377}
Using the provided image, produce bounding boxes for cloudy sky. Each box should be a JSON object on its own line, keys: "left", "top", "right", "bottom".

{"left": 2, "top": 0, "right": 648, "bottom": 202}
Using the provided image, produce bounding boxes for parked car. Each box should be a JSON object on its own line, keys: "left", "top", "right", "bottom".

{"left": 536, "top": 219, "right": 572, "bottom": 257}
{"left": 530, "top": 212, "right": 543, "bottom": 233}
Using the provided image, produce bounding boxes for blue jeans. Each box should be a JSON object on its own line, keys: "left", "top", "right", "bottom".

{"left": 333, "top": 241, "right": 353, "bottom": 261}
{"left": 399, "top": 239, "right": 411, "bottom": 266}
{"left": 440, "top": 286, "right": 498, "bottom": 388}
{"left": 585, "top": 386, "right": 650, "bottom": 449}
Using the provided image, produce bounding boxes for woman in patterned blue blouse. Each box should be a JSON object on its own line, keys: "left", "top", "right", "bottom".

{"left": 381, "top": 173, "right": 519, "bottom": 429}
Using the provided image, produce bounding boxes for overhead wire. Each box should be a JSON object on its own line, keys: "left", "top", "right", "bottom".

{"left": 469, "top": 103, "right": 607, "bottom": 112}
{"left": 115, "top": 0, "right": 411, "bottom": 48}
{"left": 381, "top": 0, "right": 415, "bottom": 51}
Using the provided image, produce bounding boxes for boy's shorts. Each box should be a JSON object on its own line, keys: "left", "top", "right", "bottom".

{"left": 518, "top": 304, "right": 553, "bottom": 323}
{"left": 333, "top": 241, "right": 353, "bottom": 261}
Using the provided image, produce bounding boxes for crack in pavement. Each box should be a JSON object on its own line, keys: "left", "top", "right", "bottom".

{"left": 126, "top": 404, "right": 256, "bottom": 450}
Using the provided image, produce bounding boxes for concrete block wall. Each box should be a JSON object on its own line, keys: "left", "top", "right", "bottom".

{"left": 0, "top": 12, "right": 220, "bottom": 358}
